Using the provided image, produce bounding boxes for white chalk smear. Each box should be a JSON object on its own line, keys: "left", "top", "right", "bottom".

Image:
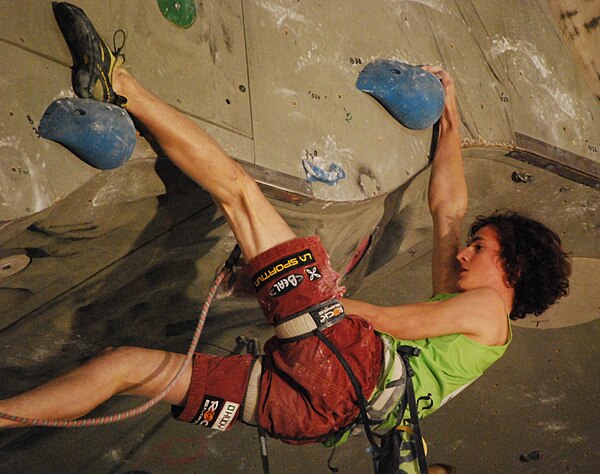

{"left": 104, "top": 449, "right": 123, "bottom": 462}
{"left": 275, "top": 88, "right": 298, "bottom": 98}
{"left": 540, "top": 422, "right": 568, "bottom": 432}
{"left": 295, "top": 43, "right": 372, "bottom": 77}
{"left": 565, "top": 200, "right": 599, "bottom": 217}
{"left": 540, "top": 85, "right": 576, "bottom": 118}
{"left": 256, "top": 0, "right": 306, "bottom": 28}
{"left": 321, "top": 134, "right": 354, "bottom": 163}
{"left": 53, "top": 88, "right": 76, "bottom": 101}
{"left": 385, "top": 0, "right": 452, "bottom": 15}
{"left": 0, "top": 136, "right": 19, "bottom": 148}
{"left": 31, "top": 346, "right": 54, "bottom": 363}
{"left": 491, "top": 36, "right": 577, "bottom": 118}
{"left": 21, "top": 155, "right": 51, "bottom": 213}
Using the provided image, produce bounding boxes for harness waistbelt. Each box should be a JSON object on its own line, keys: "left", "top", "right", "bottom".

{"left": 243, "top": 302, "right": 406, "bottom": 429}
{"left": 274, "top": 299, "right": 345, "bottom": 341}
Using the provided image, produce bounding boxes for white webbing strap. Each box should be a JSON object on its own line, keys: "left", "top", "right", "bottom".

{"left": 242, "top": 357, "right": 263, "bottom": 424}
{"left": 274, "top": 300, "right": 345, "bottom": 340}
{"left": 274, "top": 312, "right": 318, "bottom": 339}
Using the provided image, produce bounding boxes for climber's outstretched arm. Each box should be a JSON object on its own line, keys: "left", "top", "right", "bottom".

{"left": 423, "top": 66, "right": 467, "bottom": 295}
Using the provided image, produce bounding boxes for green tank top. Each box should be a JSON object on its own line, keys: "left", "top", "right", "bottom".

{"left": 323, "top": 293, "right": 511, "bottom": 447}
{"left": 378, "top": 293, "right": 512, "bottom": 429}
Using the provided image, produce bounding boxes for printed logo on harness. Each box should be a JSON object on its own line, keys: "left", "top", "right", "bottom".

{"left": 305, "top": 266, "right": 322, "bottom": 281}
{"left": 269, "top": 273, "right": 304, "bottom": 297}
{"left": 252, "top": 249, "right": 315, "bottom": 290}
{"left": 213, "top": 401, "right": 240, "bottom": 431}
{"left": 194, "top": 396, "right": 222, "bottom": 427}
{"left": 193, "top": 396, "right": 239, "bottom": 431}
{"left": 310, "top": 301, "right": 345, "bottom": 328}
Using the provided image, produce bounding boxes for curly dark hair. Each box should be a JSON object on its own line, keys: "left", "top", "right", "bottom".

{"left": 468, "top": 211, "right": 571, "bottom": 320}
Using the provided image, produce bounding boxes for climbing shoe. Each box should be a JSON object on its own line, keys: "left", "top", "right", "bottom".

{"left": 52, "top": 2, "right": 127, "bottom": 106}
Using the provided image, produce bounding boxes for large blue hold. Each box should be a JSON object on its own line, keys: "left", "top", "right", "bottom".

{"left": 39, "top": 98, "right": 136, "bottom": 170}
{"left": 356, "top": 60, "right": 445, "bottom": 130}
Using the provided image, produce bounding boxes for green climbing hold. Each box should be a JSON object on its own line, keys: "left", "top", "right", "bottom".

{"left": 157, "top": 0, "right": 196, "bottom": 29}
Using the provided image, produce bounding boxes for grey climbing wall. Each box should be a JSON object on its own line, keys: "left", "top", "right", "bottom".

{"left": 0, "top": 0, "right": 599, "bottom": 472}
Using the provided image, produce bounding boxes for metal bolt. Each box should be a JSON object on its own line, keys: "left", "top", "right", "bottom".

{"left": 0, "top": 254, "right": 31, "bottom": 279}
{"left": 512, "top": 171, "right": 534, "bottom": 183}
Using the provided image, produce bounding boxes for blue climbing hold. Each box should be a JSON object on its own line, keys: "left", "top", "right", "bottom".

{"left": 356, "top": 60, "right": 445, "bottom": 130}
{"left": 39, "top": 98, "right": 136, "bottom": 170}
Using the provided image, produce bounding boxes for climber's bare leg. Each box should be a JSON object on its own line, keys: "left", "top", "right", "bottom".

{"left": 0, "top": 346, "right": 190, "bottom": 428}
{"left": 112, "top": 69, "right": 296, "bottom": 261}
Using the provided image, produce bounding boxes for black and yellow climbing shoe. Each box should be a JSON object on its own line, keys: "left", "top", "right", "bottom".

{"left": 52, "top": 2, "right": 127, "bottom": 106}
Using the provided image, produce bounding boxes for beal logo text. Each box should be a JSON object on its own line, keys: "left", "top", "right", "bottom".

{"left": 269, "top": 273, "right": 304, "bottom": 297}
